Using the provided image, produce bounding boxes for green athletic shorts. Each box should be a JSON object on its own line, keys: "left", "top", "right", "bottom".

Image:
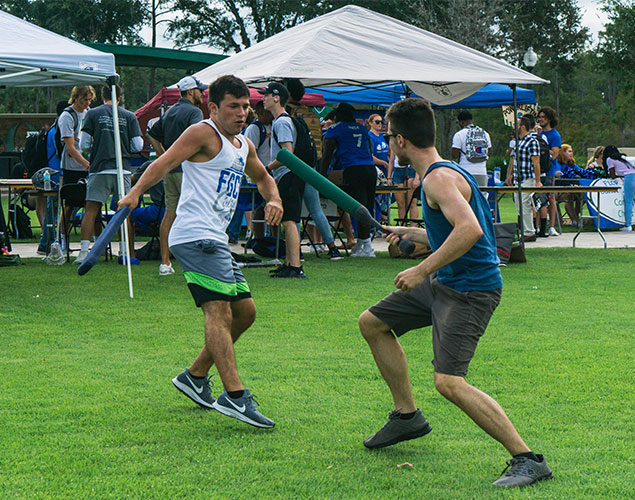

{"left": 170, "top": 239, "right": 251, "bottom": 307}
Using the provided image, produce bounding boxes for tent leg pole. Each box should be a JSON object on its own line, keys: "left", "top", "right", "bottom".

{"left": 110, "top": 80, "right": 134, "bottom": 298}
{"left": 512, "top": 84, "right": 525, "bottom": 252}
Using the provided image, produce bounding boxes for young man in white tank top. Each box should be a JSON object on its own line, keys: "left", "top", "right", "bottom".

{"left": 119, "top": 75, "right": 283, "bottom": 428}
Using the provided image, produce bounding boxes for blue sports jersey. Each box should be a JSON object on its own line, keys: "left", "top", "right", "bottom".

{"left": 368, "top": 131, "right": 389, "bottom": 163}
{"left": 421, "top": 161, "right": 502, "bottom": 292}
{"left": 325, "top": 121, "right": 373, "bottom": 170}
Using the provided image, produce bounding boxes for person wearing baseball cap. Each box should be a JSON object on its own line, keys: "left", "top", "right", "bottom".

{"left": 258, "top": 82, "right": 289, "bottom": 102}
{"left": 261, "top": 81, "right": 307, "bottom": 278}
{"left": 147, "top": 75, "right": 206, "bottom": 276}
{"left": 176, "top": 76, "right": 207, "bottom": 92}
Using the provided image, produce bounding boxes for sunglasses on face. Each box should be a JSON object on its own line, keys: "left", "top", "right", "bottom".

{"left": 373, "top": 119, "right": 383, "bottom": 124}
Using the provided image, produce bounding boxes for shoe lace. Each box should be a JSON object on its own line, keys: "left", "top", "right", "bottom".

{"left": 245, "top": 392, "right": 260, "bottom": 410}
{"left": 499, "top": 457, "right": 528, "bottom": 477}
{"left": 377, "top": 409, "right": 402, "bottom": 431}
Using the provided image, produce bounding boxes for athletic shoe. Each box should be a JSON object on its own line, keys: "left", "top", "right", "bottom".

{"left": 213, "top": 388, "right": 275, "bottom": 428}
{"left": 171, "top": 368, "right": 215, "bottom": 409}
{"left": 73, "top": 249, "right": 89, "bottom": 264}
{"left": 619, "top": 226, "right": 632, "bottom": 232}
{"left": 244, "top": 229, "right": 252, "bottom": 240}
{"left": 118, "top": 255, "right": 140, "bottom": 265}
{"left": 159, "top": 263, "right": 175, "bottom": 275}
{"left": 328, "top": 247, "right": 343, "bottom": 260}
{"left": 521, "top": 234, "right": 537, "bottom": 243}
{"left": 36, "top": 244, "right": 47, "bottom": 256}
{"left": 492, "top": 454, "right": 554, "bottom": 488}
{"left": 549, "top": 227, "right": 560, "bottom": 236}
{"left": 270, "top": 265, "right": 306, "bottom": 278}
{"left": 364, "top": 409, "right": 432, "bottom": 449}
{"left": 269, "top": 263, "right": 289, "bottom": 275}
{"left": 351, "top": 241, "right": 375, "bottom": 258}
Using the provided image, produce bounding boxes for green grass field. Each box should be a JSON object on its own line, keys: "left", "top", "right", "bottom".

{"left": 1, "top": 248, "right": 633, "bottom": 499}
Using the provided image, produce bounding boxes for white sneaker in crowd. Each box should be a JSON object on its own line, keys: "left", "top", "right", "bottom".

{"left": 352, "top": 240, "right": 375, "bottom": 258}
{"left": 159, "top": 263, "right": 175, "bottom": 275}
{"left": 548, "top": 227, "right": 559, "bottom": 236}
{"left": 619, "top": 226, "right": 632, "bottom": 232}
{"left": 73, "top": 249, "right": 89, "bottom": 264}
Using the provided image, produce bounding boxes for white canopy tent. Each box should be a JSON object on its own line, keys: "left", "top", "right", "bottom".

{"left": 190, "top": 5, "right": 548, "bottom": 105}
{"left": 0, "top": 9, "right": 134, "bottom": 296}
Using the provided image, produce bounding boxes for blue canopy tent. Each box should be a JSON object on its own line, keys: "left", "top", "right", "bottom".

{"left": 306, "top": 82, "right": 536, "bottom": 108}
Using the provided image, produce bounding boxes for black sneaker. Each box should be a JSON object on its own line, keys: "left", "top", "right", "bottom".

{"left": 328, "top": 247, "right": 343, "bottom": 260}
{"left": 364, "top": 409, "right": 432, "bottom": 449}
{"left": 493, "top": 454, "right": 553, "bottom": 487}
{"left": 36, "top": 244, "right": 48, "bottom": 256}
{"left": 269, "top": 263, "right": 289, "bottom": 275}
{"left": 270, "top": 265, "right": 306, "bottom": 278}
{"left": 171, "top": 368, "right": 215, "bottom": 408}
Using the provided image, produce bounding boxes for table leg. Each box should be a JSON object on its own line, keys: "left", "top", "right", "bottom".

{"left": 596, "top": 190, "right": 607, "bottom": 249}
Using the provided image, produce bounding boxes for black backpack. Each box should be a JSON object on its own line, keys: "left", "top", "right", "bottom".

{"left": 536, "top": 135, "right": 551, "bottom": 174}
{"left": 274, "top": 112, "right": 318, "bottom": 169}
{"left": 22, "top": 128, "right": 53, "bottom": 178}
{"left": 54, "top": 107, "right": 79, "bottom": 160}
{"left": 8, "top": 203, "right": 33, "bottom": 239}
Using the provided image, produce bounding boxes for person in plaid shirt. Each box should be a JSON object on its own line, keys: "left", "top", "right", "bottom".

{"left": 505, "top": 115, "right": 542, "bottom": 241}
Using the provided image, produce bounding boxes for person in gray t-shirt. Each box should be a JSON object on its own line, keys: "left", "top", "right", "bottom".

{"left": 74, "top": 84, "right": 143, "bottom": 265}
{"left": 59, "top": 85, "right": 94, "bottom": 185}
{"left": 146, "top": 75, "right": 206, "bottom": 276}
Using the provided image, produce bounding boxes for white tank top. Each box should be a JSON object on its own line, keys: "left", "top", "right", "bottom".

{"left": 169, "top": 119, "right": 249, "bottom": 246}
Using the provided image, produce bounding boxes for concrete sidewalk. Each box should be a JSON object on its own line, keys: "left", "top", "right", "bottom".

{"left": 8, "top": 229, "right": 634, "bottom": 259}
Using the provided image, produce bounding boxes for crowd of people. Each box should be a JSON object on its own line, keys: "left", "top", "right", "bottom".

{"left": 32, "top": 81, "right": 634, "bottom": 274}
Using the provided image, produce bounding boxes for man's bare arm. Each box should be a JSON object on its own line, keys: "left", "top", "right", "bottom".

{"left": 268, "top": 141, "right": 293, "bottom": 171}
{"left": 118, "top": 123, "right": 211, "bottom": 211}
{"left": 146, "top": 135, "right": 165, "bottom": 157}
{"left": 393, "top": 171, "right": 482, "bottom": 291}
{"left": 63, "top": 137, "right": 89, "bottom": 169}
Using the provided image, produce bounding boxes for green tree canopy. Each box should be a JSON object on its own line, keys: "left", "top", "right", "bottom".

{"left": 0, "top": 0, "right": 148, "bottom": 44}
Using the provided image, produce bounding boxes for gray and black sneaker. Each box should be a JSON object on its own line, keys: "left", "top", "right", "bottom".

{"left": 364, "top": 409, "right": 432, "bottom": 449}
{"left": 493, "top": 454, "right": 553, "bottom": 488}
{"left": 213, "top": 388, "right": 275, "bottom": 428}
{"left": 171, "top": 368, "right": 215, "bottom": 409}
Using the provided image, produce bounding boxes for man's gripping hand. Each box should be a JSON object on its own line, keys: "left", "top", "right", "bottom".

{"left": 118, "top": 191, "right": 140, "bottom": 212}
{"left": 264, "top": 198, "right": 283, "bottom": 226}
{"left": 394, "top": 263, "right": 428, "bottom": 292}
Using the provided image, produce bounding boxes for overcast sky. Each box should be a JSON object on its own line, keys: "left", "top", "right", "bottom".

{"left": 141, "top": 0, "right": 610, "bottom": 53}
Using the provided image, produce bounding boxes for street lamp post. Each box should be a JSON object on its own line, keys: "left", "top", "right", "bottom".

{"left": 523, "top": 47, "right": 538, "bottom": 72}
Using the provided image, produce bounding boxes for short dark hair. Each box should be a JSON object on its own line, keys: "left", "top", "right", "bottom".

{"left": 335, "top": 102, "right": 356, "bottom": 122}
{"left": 457, "top": 110, "right": 472, "bottom": 122}
{"left": 519, "top": 115, "right": 532, "bottom": 132}
{"left": 208, "top": 75, "right": 249, "bottom": 106}
{"left": 284, "top": 78, "right": 305, "bottom": 103}
{"left": 386, "top": 98, "right": 436, "bottom": 148}
{"left": 102, "top": 84, "right": 121, "bottom": 101}
{"left": 538, "top": 106, "right": 558, "bottom": 127}
{"left": 524, "top": 113, "right": 536, "bottom": 129}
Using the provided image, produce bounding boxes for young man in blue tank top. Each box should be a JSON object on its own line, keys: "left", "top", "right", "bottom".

{"left": 119, "top": 76, "right": 283, "bottom": 429}
{"left": 358, "top": 98, "right": 552, "bottom": 488}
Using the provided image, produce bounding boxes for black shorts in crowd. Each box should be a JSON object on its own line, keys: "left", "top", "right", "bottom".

{"left": 277, "top": 172, "right": 305, "bottom": 222}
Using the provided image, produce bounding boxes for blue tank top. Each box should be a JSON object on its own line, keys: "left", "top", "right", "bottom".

{"left": 421, "top": 161, "right": 502, "bottom": 292}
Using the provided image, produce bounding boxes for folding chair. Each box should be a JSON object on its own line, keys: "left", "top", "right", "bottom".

{"left": 394, "top": 183, "right": 425, "bottom": 228}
